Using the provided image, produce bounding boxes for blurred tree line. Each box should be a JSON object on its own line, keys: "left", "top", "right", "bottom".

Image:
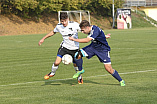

{"left": 0, "top": 0, "right": 124, "bottom": 18}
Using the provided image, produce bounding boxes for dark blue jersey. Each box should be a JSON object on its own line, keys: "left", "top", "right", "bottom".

{"left": 87, "top": 25, "right": 110, "bottom": 51}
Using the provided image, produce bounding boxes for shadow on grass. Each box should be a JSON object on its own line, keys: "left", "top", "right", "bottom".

{"left": 41, "top": 79, "right": 101, "bottom": 86}
{"left": 42, "top": 79, "right": 119, "bottom": 86}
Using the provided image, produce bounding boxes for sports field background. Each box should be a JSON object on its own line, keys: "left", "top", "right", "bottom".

{"left": 0, "top": 27, "right": 157, "bottom": 104}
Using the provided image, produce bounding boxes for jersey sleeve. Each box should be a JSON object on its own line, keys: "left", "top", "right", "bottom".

{"left": 53, "top": 25, "right": 59, "bottom": 33}
{"left": 87, "top": 26, "right": 100, "bottom": 40}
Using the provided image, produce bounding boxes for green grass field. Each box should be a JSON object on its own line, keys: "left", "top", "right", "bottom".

{"left": 0, "top": 27, "right": 157, "bottom": 104}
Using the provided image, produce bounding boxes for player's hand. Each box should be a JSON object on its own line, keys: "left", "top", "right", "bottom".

{"left": 106, "top": 33, "right": 111, "bottom": 39}
{"left": 69, "top": 37, "right": 74, "bottom": 41}
{"left": 38, "top": 39, "right": 44, "bottom": 46}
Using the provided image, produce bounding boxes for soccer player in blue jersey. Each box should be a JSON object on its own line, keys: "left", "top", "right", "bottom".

{"left": 69, "top": 20, "right": 125, "bottom": 86}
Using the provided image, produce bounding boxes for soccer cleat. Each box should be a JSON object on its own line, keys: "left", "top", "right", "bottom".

{"left": 120, "top": 80, "right": 125, "bottom": 86}
{"left": 44, "top": 72, "right": 54, "bottom": 80}
{"left": 78, "top": 75, "right": 83, "bottom": 84}
{"left": 73, "top": 69, "right": 85, "bottom": 79}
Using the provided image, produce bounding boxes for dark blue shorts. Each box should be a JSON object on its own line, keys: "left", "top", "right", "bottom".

{"left": 82, "top": 45, "right": 111, "bottom": 64}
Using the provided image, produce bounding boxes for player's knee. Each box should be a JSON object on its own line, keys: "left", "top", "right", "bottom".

{"left": 54, "top": 62, "right": 60, "bottom": 66}
{"left": 104, "top": 64, "right": 114, "bottom": 74}
{"left": 54, "top": 56, "right": 62, "bottom": 66}
{"left": 74, "top": 52, "right": 81, "bottom": 59}
{"left": 77, "top": 54, "right": 82, "bottom": 59}
{"left": 74, "top": 49, "right": 85, "bottom": 59}
{"left": 73, "top": 63, "right": 77, "bottom": 67}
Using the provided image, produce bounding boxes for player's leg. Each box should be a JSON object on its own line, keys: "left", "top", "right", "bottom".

{"left": 104, "top": 64, "right": 125, "bottom": 86}
{"left": 69, "top": 50, "right": 80, "bottom": 72}
{"left": 44, "top": 46, "right": 64, "bottom": 80}
{"left": 72, "top": 49, "right": 86, "bottom": 79}
{"left": 97, "top": 51, "right": 125, "bottom": 86}
{"left": 73, "top": 63, "right": 78, "bottom": 71}
{"left": 73, "top": 63, "right": 83, "bottom": 84}
{"left": 65, "top": 49, "right": 83, "bottom": 83}
{"left": 74, "top": 49, "right": 85, "bottom": 71}
{"left": 44, "top": 56, "right": 61, "bottom": 79}
{"left": 52, "top": 56, "right": 62, "bottom": 74}
{"left": 74, "top": 64, "right": 83, "bottom": 84}
{"left": 73, "top": 45, "right": 94, "bottom": 79}
{"left": 104, "top": 64, "right": 122, "bottom": 81}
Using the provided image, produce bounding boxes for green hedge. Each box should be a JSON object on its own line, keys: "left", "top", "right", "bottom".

{"left": 0, "top": 0, "right": 124, "bottom": 18}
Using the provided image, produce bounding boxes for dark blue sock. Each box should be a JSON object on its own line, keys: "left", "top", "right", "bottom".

{"left": 112, "top": 70, "right": 122, "bottom": 82}
{"left": 74, "top": 58, "right": 83, "bottom": 71}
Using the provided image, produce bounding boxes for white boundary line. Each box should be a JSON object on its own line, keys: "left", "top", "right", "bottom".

{"left": 112, "top": 48, "right": 157, "bottom": 50}
{"left": 0, "top": 69, "right": 156, "bottom": 87}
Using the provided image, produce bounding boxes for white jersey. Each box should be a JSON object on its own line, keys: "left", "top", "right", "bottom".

{"left": 53, "top": 21, "right": 80, "bottom": 50}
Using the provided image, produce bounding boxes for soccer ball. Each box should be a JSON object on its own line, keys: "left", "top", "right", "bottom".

{"left": 62, "top": 54, "right": 73, "bottom": 65}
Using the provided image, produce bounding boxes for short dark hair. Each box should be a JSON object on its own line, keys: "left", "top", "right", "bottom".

{"left": 60, "top": 12, "right": 68, "bottom": 20}
{"left": 79, "top": 20, "right": 90, "bottom": 28}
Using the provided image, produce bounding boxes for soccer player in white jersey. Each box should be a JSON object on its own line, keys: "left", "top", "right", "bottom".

{"left": 69, "top": 20, "right": 125, "bottom": 86}
{"left": 38, "top": 13, "right": 84, "bottom": 84}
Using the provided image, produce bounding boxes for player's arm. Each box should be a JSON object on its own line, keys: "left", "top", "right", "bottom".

{"left": 38, "top": 31, "right": 56, "bottom": 46}
{"left": 69, "top": 36, "right": 92, "bottom": 43}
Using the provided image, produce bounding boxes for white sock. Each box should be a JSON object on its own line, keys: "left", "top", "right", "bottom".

{"left": 51, "top": 64, "right": 58, "bottom": 75}
{"left": 78, "top": 75, "right": 82, "bottom": 80}
{"left": 74, "top": 67, "right": 79, "bottom": 72}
